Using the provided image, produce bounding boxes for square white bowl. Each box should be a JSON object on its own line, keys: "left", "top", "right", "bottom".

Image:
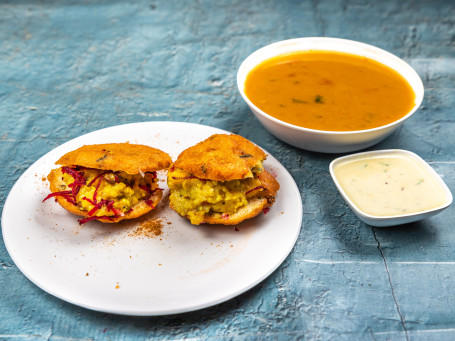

{"left": 329, "top": 150, "right": 453, "bottom": 227}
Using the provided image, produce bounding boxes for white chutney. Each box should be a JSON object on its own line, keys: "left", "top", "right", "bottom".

{"left": 332, "top": 152, "right": 449, "bottom": 217}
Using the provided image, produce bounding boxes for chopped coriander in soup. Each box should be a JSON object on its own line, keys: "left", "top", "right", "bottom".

{"left": 244, "top": 51, "right": 416, "bottom": 131}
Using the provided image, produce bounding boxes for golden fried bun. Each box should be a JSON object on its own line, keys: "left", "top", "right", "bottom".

{"left": 56, "top": 143, "right": 172, "bottom": 174}
{"left": 173, "top": 134, "right": 267, "bottom": 181}
{"left": 44, "top": 143, "right": 171, "bottom": 224}
{"left": 168, "top": 134, "right": 280, "bottom": 225}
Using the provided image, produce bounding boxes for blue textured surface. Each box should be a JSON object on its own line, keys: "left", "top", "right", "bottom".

{"left": 1, "top": 0, "right": 455, "bottom": 340}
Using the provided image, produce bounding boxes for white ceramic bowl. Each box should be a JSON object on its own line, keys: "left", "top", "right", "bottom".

{"left": 237, "top": 37, "right": 424, "bottom": 153}
{"left": 329, "top": 150, "right": 453, "bottom": 227}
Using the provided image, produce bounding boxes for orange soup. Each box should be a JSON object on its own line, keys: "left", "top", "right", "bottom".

{"left": 244, "top": 51, "right": 416, "bottom": 131}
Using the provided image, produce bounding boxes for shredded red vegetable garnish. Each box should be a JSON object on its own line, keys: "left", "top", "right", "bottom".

{"left": 92, "top": 176, "right": 103, "bottom": 203}
{"left": 82, "top": 196, "right": 97, "bottom": 206}
{"left": 106, "top": 200, "right": 124, "bottom": 216}
{"left": 84, "top": 198, "right": 124, "bottom": 217}
{"left": 139, "top": 185, "right": 163, "bottom": 208}
{"left": 139, "top": 184, "right": 151, "bottom": 192}
{"left": 62, "top": 167, "right": 86, "bottom": 184}
{"left": 145, "top": 199, "right": 155, "bottom": 208}
{"left": 246, "top": 185, "right": 265, "bottom": 194}
{"left": 62, "top": 167, "right": 86, "bottom": 198}
{"left": 42, "top": 190, "right": 76, "bottom": 204}
{"left": 78, "top": 215, "right": 116, "bottom": 225}
{"left": 43, "top": 167, "right": 87, "bottom": 205}
{"left": 88, "top": 171, "right": 109, "bottom": 186}
{"left": 45, "top": 167, "right": 159, "bottom": 224}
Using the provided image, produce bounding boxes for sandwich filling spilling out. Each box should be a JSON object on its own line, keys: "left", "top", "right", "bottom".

{"left": 167, "top": 162, "right": 268, "bottom": 225}
{"left": 43, "top": 166, "right": 161, "bottom": 224}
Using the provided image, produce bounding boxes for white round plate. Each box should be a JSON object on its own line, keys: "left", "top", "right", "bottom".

{"left": 2, "top": 122, "right": 302, "bottom": 316}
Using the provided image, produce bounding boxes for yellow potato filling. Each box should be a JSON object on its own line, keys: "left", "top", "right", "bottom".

{"left": 60, "top": 168, "right": 157, "bottom": 217}
{"left": 168, "top": 168, "right": 264, "bottom": 225}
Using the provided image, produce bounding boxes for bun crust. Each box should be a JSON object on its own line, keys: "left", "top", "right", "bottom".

{"left": 173, "top": 134, "right": 266, "bottom": 181}
{"left": 168, "top": 134, "right": 279, "bottom": 226}
{"left": 257, "top": 169, "right": 280, "bottom": 199}
{"left": 56, "top": 143, "right": 172, "bottom": 175}
{"left": 202, "top": 198, "right": 268, "bottom": 225}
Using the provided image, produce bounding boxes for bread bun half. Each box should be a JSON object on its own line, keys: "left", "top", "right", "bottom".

{"left": 167, "top": 134, "right": 280, "bottom": 226}
{"left": 44, "top": 143, "right": 171, "bottom": 224}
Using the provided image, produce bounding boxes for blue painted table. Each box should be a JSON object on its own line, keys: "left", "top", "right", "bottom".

{"left": 1, "top": 1, "right": 454, "bottom": 340}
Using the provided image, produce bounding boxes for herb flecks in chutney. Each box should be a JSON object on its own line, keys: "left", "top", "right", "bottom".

{"left": 333, "top": 154, "right": 448, "bottom": 216}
